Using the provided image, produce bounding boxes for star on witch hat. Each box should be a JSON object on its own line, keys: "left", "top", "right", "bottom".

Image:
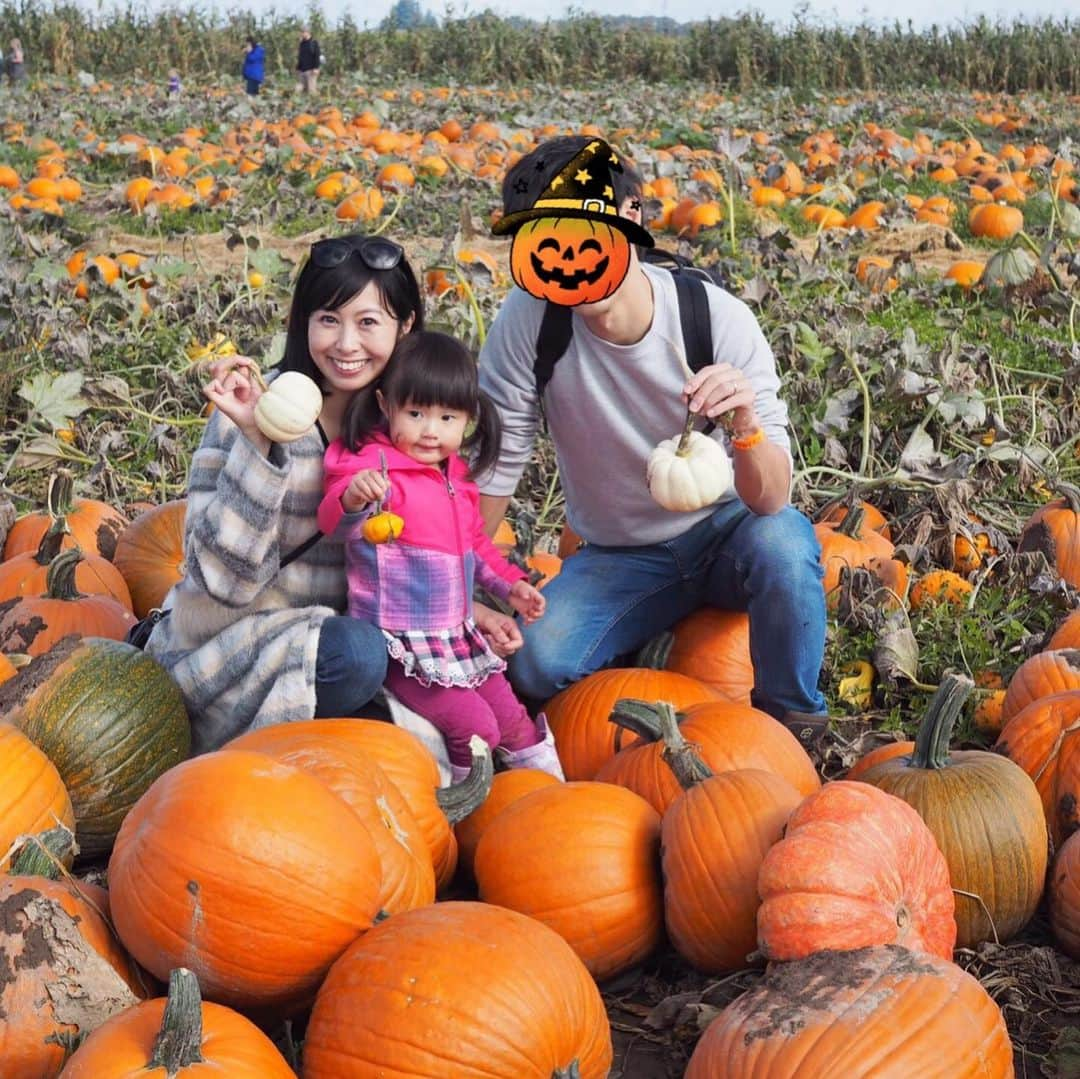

{"left": 492, "top": 138, "right": 654, "bottom": 247}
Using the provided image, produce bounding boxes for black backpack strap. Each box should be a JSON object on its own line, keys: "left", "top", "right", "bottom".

{"left": 671, "top": 272, "right": 716, "bottom": 434}
{"left": 534, "top": 301, "right": 574, "bottom": 404}
{"left": 281, "top": 530, "right": 323, "bottom": 568}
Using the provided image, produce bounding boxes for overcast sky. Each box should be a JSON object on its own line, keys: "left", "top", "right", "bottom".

{"left": 136, "top": 0, "right": 1069, "bottom": 32}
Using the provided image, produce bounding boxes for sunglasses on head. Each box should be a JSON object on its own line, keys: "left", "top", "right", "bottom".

{"left": 309, "top": 236, "right": 404, "bottom": 271}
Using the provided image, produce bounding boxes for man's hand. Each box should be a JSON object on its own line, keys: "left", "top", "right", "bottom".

{"left": 684, "top": 363, "right": 758, "bottom": 433}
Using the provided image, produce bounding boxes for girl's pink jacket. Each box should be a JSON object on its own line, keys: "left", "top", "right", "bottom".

{"left": 319, "top": 432, "right": 525, "bottom": 632}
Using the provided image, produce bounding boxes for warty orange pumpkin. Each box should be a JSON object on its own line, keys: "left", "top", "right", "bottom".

{"left": 757, "top": 780, "right": 956, "bottom": 962}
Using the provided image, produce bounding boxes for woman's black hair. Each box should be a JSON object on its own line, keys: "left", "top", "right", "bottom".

{"left": 279, "top": 233, "right": 425, "bottom": 398}
{"left": 342, "top": 330, "right": 502, "bottom": 480}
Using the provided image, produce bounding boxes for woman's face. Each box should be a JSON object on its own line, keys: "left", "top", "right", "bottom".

{"left": 307, "top": 280, "right": 413, "bottom": 401}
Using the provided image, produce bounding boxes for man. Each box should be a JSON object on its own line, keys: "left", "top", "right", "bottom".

{"left": 296, "top": 28, "right": 320, "bottom": 95}
{"left": 477, "top": 135, "right": 828, "bottom": 746}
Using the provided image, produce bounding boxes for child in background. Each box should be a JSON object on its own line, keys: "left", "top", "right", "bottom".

{"left": 167, "top": 68, "right": 181, "bottom": 96}
{"left": 318, "top": 330, "right": 564, "bottom": 781}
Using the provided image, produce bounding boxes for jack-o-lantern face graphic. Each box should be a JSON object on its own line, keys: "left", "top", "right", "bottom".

{"left": 510, "top": 216, "right": 631, "bottom": 305}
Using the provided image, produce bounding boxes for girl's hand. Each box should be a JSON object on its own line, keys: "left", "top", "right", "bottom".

{"left": 475, "top": 601, "right": 524, "bottom": 657}
{"left": 203, "top": 356, "right": 266, "bottom": 446}
{"left": 684, "top": 363, "right": 758, "bottom": 433}
{"left": 508, "top": 580, "right": 546, "bottom": 624}
{"left": 342, "top": 469, "right": 389, "bottom": 512}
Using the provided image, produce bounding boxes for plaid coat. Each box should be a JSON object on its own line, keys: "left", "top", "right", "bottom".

{"left": 146, "top": 408, "right": 348, "bottom": 754}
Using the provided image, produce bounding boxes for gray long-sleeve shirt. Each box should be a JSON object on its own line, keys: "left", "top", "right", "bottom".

{"left": 478, "top": 262, "right": 791, "bottom": 547}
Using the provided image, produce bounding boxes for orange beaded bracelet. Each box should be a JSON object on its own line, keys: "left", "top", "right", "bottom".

{"left": 731, "top": 427, "right": 766, "bottom": 451}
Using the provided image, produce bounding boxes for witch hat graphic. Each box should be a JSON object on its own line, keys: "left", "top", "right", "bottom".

{"left": 493, "top": 138, "right": 654, "bottom": 247}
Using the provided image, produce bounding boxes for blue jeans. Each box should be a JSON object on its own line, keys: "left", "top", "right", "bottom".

{"left": 314, "top": 616, "right": 388, "bottom": 717}
{"left": 508, "top": 500, "right": 827, "bottom": 719}
{"left": 245, "top": 78, "right": 261, "bottom": 95}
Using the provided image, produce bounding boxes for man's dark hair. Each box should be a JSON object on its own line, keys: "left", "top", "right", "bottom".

{"left": 500, "top": 135, "right": 645, "bottom": 217}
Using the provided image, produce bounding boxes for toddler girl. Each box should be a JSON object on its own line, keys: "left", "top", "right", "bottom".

{"left": 318, "top": 330, "right": 564, "bottom": 781}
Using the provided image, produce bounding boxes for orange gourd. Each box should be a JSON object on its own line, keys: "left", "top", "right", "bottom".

{"left": 111, "top": 500, "right": 186, "bottom": 618}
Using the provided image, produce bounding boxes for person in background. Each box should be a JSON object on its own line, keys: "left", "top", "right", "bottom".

{"left": 241, "top": 36, "right": 265, "bottom": 96}
{"left": 7, "top": 39, "right": 26, "bottom": 86}
{"left": 296, "top": 28, "right": 320, "bottom": 95}
{"left": 167, "top": 68, "right": 181, "bottom": 97}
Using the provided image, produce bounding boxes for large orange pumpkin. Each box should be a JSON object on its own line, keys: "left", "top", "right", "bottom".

{"left": 0, "top": 550, "right": 137, "bottom": 656}
{"left": 60, "top": 968, "right": 295, "bottom": 1077}
{"left": 1001, "top": 648, "right": 1080, "bottom": 724}
{"left": 757, "top": 780, "right": 956, "bottom": 962}
{"left": 685, "top": 945, "right": 1013, "bottom": 1078}
{"left": 108, "top": 750, "right": 385, "bottom": 1012}
{"left": 544, "top": 667, "right": 718, "bottom": 781}
{"left": 454, "top": 767, "right": 559, "bottom": 880}
{"left": 1049, "top": 610, "right": 1080, "bottom": 651}
{"left": 3, "top": 470, "right": 127, "bottom": 562}
{"left": 111, "top": 500, "right": 186, "bottom": 618}
{"left": 0, "top": 520, "right": 132, "bottom": 610}
{"left": 474, "top": 781, "right": 663, "bottom": 980}
{"left": 663, "top": 766, "right": 802, "bottom": 973}
{"left": 1050, "top": 829, "right": 1080, "bottom": 959}
{"left": 226, "top": 722, "right": 436, "bottom": 915}
{"left": 509, "top": 216, "right": 631, "bottom": 305}
{"left": 303, "top": 902, "right": 613, "bottom": 1079}
{"left": 639, "top": 607, "right": 754, "bottom": 703}
{"left": 995, "top": 690, "right": 1080, "bottom": 848}
{"left": 300, "top": 718, "right": 465, "bottom": 890}
{"left": 595, "top": 698, "right": 820, "bottom": 814}
{"left": 856, "top": 674, "right": 1047, "bottom": 948}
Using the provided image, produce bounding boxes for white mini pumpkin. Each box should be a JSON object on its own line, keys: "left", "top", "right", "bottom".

{"left": 647, "top": 415, "right": 734, "bottom": 512}
{"left": 254, "top": 372, "right": 324, "bottom": 443}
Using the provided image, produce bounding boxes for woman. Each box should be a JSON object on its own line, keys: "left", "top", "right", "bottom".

{"left": 241, "top": 36, "right": 265, "bottom": 96}
{"left": 7, "top": 39, "right": 25, "bottom": 86}
{"left": 147, "top": 235, "right": 433, "bottom": 754}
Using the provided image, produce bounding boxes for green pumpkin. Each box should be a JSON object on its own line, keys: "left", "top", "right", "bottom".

{"left": 0, "top": 635, "right": 190, "bottom": 861}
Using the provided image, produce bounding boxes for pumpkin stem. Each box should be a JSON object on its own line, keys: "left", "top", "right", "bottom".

{"left": 434, "top": 734, "right": 494, "bottom": 824}
{"left": 634, "top": 632, "right": 675, "bottom": 671}
{"left": 835, "top": 504, "right": 866, "bottom": 538}
{"left": 910, "top": 672, "right": 975, "bottom": 770}
{"left": 675, "top": 410, "right": 697, "bottom": 456}
{"left": 553, "top": 1063, "right": 582, "bottom": 1079}
{"left": 656, "top": 701, "right": 714, "bottom": 789}
{"left": 8, "top": 824, "right": 77, "bottom": 878}
{"left": 45, "top": 468, "right": 75, "bottom": 521}
{"left": 1055, "top": 482, "right": 1080, "bottom": 514}
{"left": 44, "top": 547, "right": 86, "bottom": 601}
{"left": 608, "top": 698, "right": 667, "bottom": 741}
{"left": 34, "top": 517, "right": 71, "bottom": 567}
{"left": 150, "top": 968, "right": 205, "bottom": 1074}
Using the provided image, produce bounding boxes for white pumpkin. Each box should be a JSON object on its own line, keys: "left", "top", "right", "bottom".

{"left": 647, "top": 416, "right": 734, "bottom": 512}
{"left": 254, "top": 371, "right": 324, "bottom": 443}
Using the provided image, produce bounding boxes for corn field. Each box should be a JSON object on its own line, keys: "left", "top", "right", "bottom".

{"left": 0, "top": 3, "right": 1078, "bottom": 91}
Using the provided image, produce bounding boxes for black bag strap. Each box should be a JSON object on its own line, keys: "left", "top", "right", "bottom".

{"left": 281, "top": 530, "right": 322, "bottom": 568}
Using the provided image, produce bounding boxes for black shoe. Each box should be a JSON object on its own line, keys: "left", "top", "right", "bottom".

{"left": 780, "top": 710, "right": 830, "bottom": 749}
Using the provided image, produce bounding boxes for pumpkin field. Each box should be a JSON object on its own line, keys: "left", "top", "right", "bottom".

{"left": 2, "top": 17, "right": 1080, "bottom": 1074}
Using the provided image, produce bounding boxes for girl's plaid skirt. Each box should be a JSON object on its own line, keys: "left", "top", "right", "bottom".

{"left": 384, "top": 618, "right": 506, "bottom": 689}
